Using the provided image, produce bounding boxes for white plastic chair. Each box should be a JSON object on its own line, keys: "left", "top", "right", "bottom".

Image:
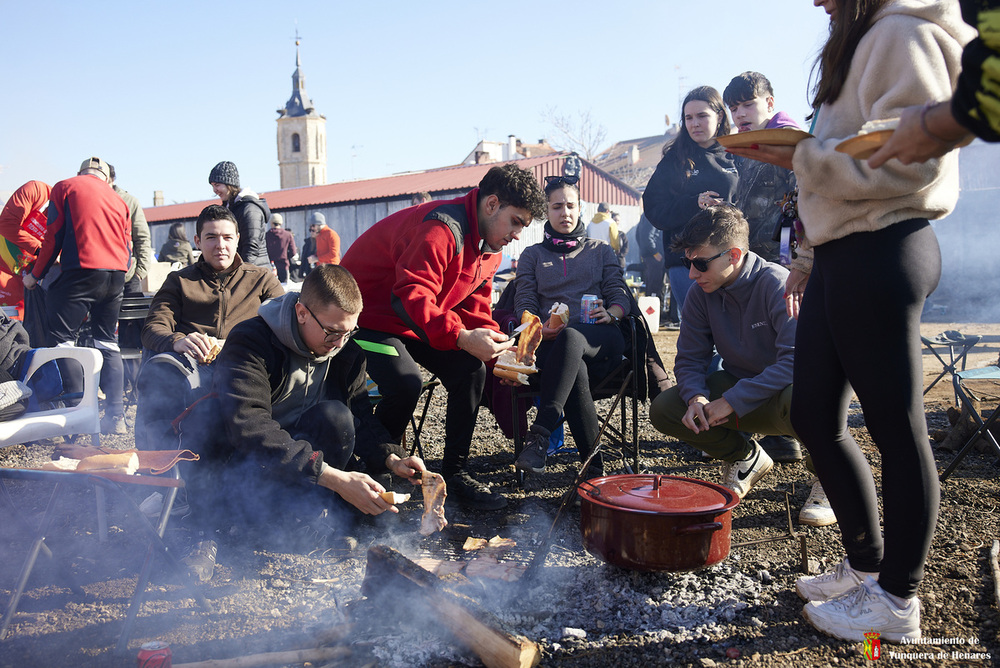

{"left": 0, "top": 347, "right": 103, "bottom": 449}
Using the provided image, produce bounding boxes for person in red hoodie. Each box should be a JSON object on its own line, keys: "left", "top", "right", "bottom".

{"left": 23, "top": 157, "right": 132, "bottom": 434}
{"left": 341, "top": 163, "right": 546, "bottom": 510}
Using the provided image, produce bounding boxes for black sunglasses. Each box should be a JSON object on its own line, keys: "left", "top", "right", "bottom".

{"left": 544, "top": 174, "right": 580, "bottom": 187}
{"left": 301, "top": 302, "right": 359, "bottom": 344}
{"left": 682, "top": 248, "right": 735, "bottom": 272}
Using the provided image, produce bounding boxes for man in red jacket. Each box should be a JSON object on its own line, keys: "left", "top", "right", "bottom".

{"left": 23, "top": 157, "right": 132, "bottom": 434}
{"left": 341, "top": 164, "right": 546, "bottom": 510}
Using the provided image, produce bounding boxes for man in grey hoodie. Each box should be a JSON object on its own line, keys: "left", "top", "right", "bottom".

{"left": 179, "top": 265, "right": 426, "bottom": 578}
{"left": 648, "top": 205, "right": 831, "bottom": 525}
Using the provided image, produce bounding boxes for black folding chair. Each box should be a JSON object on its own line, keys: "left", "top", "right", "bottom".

{"left": 939, "top": 365, "right": 1000, "bottom": 482}
{"left": 367, "top": 376, "right": 440, "bottom": 459}
{"left": 118, "top": 296, "right": 153, "bottom": 406}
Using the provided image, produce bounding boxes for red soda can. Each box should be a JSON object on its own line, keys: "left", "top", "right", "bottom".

{"left": 137, "top": 641, "right": 172, "bottom": 668}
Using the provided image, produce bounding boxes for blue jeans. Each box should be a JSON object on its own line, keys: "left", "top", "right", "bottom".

{"left": 667, "top": 266, "right": 695, "bottom": 318}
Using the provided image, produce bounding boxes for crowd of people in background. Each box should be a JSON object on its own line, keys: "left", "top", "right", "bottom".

{"left": 0, "top": 0, "right": 996, "bottom": 648}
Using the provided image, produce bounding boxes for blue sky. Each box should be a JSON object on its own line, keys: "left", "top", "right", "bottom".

{"left": 0, "top": 1, "right": 831, "bottom": 207}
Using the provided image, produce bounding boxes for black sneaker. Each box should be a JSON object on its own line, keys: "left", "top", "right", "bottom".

{"left": 181, "top": 539, "right": 217, "bottom": 582}
{"left": 445, "top": 471, "right": 507, "bottom": 510}
{"left": 757, "top": 435, "right": 804, "bottom": 462}
{"left": 514, "top": 431, "right": 549, "bottom": 473}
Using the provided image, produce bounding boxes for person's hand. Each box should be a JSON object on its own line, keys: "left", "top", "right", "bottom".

{"left": 702, "top": 398, "right": 734, "bottom": 428}
{"left": 387, "top": 454, "right": 425, "bottom": 484}
{"left": 457, "top": 327, "right": 514, "bottom": 363}
{"left": 784, "top": 269, "right": 809, "bottom": 320}
{"left": 318, "top": 467, "right": 394, "bottom": 515}
{"left": 173, "top": 332, "right": 217, "bottom": 362}
{"left": 867, "top": 102, "right": 971, "bottom": 168}
{"left": 725, "top": 144, "right": 795, "bottom": 170}
{"left": 698, "top": 191, "right": 723, "bottom": 210}
{"left": 540, "top": 321, "right": 566, "bottom": 341}
{"left": 682, "top": 396, "right": 710, "bottom": 433}
{"left": 21, "top": 274, "right": 37, "bottom": 291}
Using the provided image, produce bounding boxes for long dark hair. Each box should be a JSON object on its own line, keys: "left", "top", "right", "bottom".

{"left": 810, "top": 0, "right": 890, "bottom": 112}
{"left": 660, "top": 85, "right": 730, "bottom": 180}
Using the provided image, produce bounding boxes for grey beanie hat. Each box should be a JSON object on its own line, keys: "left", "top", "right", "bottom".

{"left": 270, "top": 213, "right": 284, "bottom": 226}
{"left": 309, "top": 212, "right": 326, "bottom": 226}
{"left": 209, "top": 161, "right": 240, "bottom": 188}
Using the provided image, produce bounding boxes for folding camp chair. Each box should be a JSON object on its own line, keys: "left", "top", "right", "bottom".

{"left": 366, "top": 376, "right": 440, "bottom": 459}
{"left": 939, "top": 365, "right": 1000, "bottom": 482}
{"left": 0, "top": 453, "right": 213, "bottom": 651}
{"left": 921, "top": 331, "right": 982, "bottom": 405}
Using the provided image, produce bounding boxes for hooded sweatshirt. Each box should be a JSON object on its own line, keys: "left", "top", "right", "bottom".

{"left": 790, "top": 0, "right": 975, "bottom": 273}
{"left": 674, "top": 252, "right": 795, "bottom": 417}
{"left": 214, "top": 292, "right": 399, "bottom": 486}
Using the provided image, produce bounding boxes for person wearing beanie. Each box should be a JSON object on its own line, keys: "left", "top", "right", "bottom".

{"left": 209, "top": 161, "right": 270, "bottom": 268}
{"left": 308, "top": 211, "right": 340, "bottom": 265}
{"left": 265, "top": 213, "right": 297, "bottom": 283}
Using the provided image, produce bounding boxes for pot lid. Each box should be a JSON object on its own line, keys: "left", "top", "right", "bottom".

{"left": 580, "top": 475, "right": 737, "bottom": 514}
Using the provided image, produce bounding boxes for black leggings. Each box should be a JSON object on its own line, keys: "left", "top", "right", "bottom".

{"left": 790, "top": 219, "right": 940, "bottom": 599}
{"left": 533, "top": 323, "right": 625, "bottom": 460}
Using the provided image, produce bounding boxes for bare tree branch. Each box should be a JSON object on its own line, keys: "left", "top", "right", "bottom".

{"left": 543, "top": 107, "right": 608, "bottom": 161}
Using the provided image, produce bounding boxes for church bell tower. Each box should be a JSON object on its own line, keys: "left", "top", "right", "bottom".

{"left": 276, "top": 38, "right": 327, "bottom": 188}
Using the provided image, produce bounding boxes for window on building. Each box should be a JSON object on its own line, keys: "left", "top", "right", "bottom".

{"left": 292, "top": 133, "right": 301, "bottom": 152}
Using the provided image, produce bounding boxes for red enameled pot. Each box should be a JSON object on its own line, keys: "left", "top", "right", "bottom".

{"left": 577, "top": 474, "right": 739, "bottom": 572}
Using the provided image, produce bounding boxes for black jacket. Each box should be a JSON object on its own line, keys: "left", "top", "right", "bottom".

{"left": 642, "top": 143, "right": 738, "bottom": 267}
{"left": 228, "top": 196, "right": 271, "bottom": 268}
{"left": 212, "top": 309, "right": 400, "bottom": 486}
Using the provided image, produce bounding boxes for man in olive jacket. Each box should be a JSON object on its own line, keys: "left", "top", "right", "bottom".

{"left": 135, "top": 205, "right": 282, "bottom": 449}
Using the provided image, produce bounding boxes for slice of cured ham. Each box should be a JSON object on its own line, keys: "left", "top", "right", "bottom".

{"left": 419, "top": 470, "right": 448, "bottom": 536}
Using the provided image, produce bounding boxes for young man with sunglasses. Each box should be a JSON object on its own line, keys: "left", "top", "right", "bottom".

{"left": 179, "top": 265, "right": 426, "bottom": 568}
{"left": 341, "top": 163, "right": 547, "bottom": 510}
{"left": 648, "top": 205, "right": 833, "bottom": 524}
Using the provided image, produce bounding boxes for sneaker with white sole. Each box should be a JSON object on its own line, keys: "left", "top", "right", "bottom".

{"left": 803, "top": 575, "right": 920, "bottom": 643}
{"left": 799, "top": 479, "right": 837, "bottom": 526}
{"left": 796, "top": 557, "right": 876, "bottom": 601}
{"left": 720, "top": 441, "right": 774, "bottom": 498}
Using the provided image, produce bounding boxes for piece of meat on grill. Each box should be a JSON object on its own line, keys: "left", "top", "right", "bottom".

{"left": 419, "top": 470, "right": 448, "bottom": 536}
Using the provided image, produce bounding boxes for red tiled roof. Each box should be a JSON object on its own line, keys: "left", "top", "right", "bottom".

{"left": 145, "top": 153, "right": 640, "bottom": 223}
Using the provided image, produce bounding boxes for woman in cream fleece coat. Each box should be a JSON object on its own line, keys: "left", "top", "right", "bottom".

{"left": 728, "top": 0, "right": 975, "bottom": 644}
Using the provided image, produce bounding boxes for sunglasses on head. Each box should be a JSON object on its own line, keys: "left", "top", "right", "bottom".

{"left": 682, "top": 248, "right": 736, "bottom": 272}
{"left": 544, "top": 174, "right": 580, "bottom": 187}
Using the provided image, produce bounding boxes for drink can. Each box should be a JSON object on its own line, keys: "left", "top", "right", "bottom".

{"left": 580, "top": 294, "right": 599, "bottom": 324}
{"left": 137, "top": 641, "right": 172, "bottom": 668}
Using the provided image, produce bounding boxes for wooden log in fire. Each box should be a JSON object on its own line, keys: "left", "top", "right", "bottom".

{"left": 362, "top": 545, "right": 540, "bottom": 668}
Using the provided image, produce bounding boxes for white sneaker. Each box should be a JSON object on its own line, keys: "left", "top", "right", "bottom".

{"left": 797, "top": 557, "right": 875, "bottom": 601}
{"left": 803, "top": 576, "right": 920, "bottom": 643}
{"left": 799, "top": 479, "right": 837, "bottom": 526}
{"left": 720, "top": 441, "right": 774, "bottom": 498}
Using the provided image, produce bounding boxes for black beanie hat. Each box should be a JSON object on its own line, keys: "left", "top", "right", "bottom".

{"left": 209, "top": 161, "right": 240, "bottom": 188}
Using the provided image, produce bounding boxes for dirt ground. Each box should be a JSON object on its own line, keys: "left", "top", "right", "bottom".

{"left": 0, "top": 321, "right": 998, "bottom": 667}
